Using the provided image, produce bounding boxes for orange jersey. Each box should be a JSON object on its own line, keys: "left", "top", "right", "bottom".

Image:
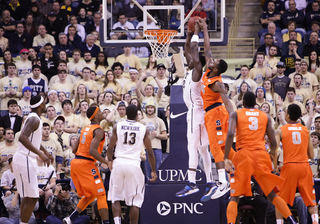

{"left": 76, "top": 124, "right": 105, "bottom": 162}
{"left": 201, "top": 69, "right": 223, "bottom": 110}
{"left": 236, "top": 108, "right": 268, "bottom": 151}
{"left": 280, "top": 123, "right": 309, "bottom": 164}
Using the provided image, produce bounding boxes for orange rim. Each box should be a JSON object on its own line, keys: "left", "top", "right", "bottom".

{"left": 144, "top": 29, "right": 178, "bottom": 44}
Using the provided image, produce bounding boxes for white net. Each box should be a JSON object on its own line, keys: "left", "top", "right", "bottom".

{"left": 144, "top": 30, "right": 178, "bottom": 60}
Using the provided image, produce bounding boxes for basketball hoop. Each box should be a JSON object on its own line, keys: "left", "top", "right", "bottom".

{"left": 144, "top": 29, "right": 178, "bottom": 60}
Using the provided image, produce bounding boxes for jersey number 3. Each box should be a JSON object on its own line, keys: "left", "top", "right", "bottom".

{"left": 249, "top": 117, "right": 258, "bottom": 130}
{"left": 123, "top": 132, "right": 136, "bottom": 145}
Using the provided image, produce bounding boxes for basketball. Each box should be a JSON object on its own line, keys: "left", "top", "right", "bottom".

{"left": 188, "top": 16, "right": 201, "bottom": 32}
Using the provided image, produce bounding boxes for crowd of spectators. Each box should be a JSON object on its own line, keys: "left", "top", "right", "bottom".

{"left": 6, "top": 0, "right": 320, "bottom": 223}
{"left": 0, "top": 0, "right": 203, "bottom": 223}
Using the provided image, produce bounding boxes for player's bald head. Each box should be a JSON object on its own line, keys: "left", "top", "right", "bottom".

{"left": 243, "top": 92, "right": 256, "bottom": 108}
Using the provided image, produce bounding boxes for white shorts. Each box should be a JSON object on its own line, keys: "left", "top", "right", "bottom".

{"left": 187, "top": 107, "right": 209, "bottom": 148}
{"left": 108, "top": 159, "right": 145, "bottom": 208}
{"left": 12, "top": 152, "right": 39, "bottom": 198}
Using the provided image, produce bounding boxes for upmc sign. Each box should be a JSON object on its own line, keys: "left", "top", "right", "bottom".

{"left": 140, "top": 86, "right": 227, "bottom": 224}
{"left": 158, "top": 169, "right": 203, "bottom": 182}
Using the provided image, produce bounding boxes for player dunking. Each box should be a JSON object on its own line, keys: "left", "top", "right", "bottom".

{"left": 276, "top": 104, "right": 318, "bottom": 224}
{"left": 190, "top": 18, "right": 235, "bottom": 201}
{"left": 224, "top": 92, "right": 297, "bottom": 224}
{"left": 12, "top": 95, "right": 53, "bottom": 224}
{"left": 63, "top": 106, "right": 109, "bottom": 224}
{"left": 107, "top": 104, "right": 157, "bottom": 224}
{"left": 175, "top": 26, "right": 214, "bottom": 198}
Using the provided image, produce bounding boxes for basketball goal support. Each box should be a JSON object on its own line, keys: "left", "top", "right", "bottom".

{"left": 100, "top": 0, "right": 228, "bottom": 47}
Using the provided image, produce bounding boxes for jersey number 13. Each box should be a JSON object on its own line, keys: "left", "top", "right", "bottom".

{"left": 123, "top": 132, "right": 136, "bottom": 145}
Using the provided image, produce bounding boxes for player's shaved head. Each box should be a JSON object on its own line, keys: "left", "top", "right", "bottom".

{"left": 126, "top": 104, "right": 138, "bottom": 120}
{"left": 218, "top": 59, "right": 228, "bottom": 74}
{"left": 287, "top": 104, "right": 301, "bottom": 121}
{"left": 243, "top": 92, "right": 256, "bottom": 108}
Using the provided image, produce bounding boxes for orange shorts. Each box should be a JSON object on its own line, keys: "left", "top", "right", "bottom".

{"left": 230, "top": 149, "right": 283, "bottom": 197}
{"left": 279, "top": 163, "right": 316, "bottom": 207}
{"left": 204, "top": 105, "right": 235, "bottom": 162}
{"left": 71, "top": 158, "right": 106, "bottom": 198}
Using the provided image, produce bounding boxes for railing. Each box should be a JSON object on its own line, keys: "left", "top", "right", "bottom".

{"left": 207, "top": 0, "right": 255, "bottom": 59}
{"left": 202, "top": 38, "right": 255, "bottom": 59}
{"left": 215, "top": 38, "right": 256, "bottom": 58}
{"left": 230, "top": 0, "right": 245, "bottom": 39}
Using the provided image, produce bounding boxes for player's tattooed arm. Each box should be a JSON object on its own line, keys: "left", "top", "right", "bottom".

{"left": 224, "top": 111, "right": 237, "bottom": 172}
{"left": 220, "top": 92, "right": 234, "bottom": 115}
{"left": 198, "top": 18, "right": 212, "bottom": 64}
{"left": 90, "top": 128, "right": 109, "bottom": 165}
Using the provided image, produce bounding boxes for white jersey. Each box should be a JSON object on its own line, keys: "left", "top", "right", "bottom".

{"left": 183, "top": 70, "right": 204, "bottom": 108}
{"left": 115, "top": 120, "right": 146, "bottom": 164}
{"left": 17, "top": 112, "right": 43, "bottom": 158}
{"left": 182, "top": 70, "right": 205, "bottom": 124}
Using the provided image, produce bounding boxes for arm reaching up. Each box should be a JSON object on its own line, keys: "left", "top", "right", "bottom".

{"left": 190, "top": 21, "right": 203, "bottom": 82}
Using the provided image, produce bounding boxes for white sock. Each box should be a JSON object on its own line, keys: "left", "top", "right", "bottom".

{"left": 205, "top": 168, "right": 212, "bottom": 183}
{"left": 312, "top": 213, "right": 319, "bottom": 224}
{"left": 198, "top": 145, "right": 213, "bottom": 183}
{"left": 114, "top": 217, "right": 121, "bottom": 224}
{"left": 218, "top": 169, "right": 227, "bottom": 183}
{"left": 188, "top": 170, "right": 196, "bottom": 184}
{"left": 276, "top": 219, "right": 283, "bottom": 224}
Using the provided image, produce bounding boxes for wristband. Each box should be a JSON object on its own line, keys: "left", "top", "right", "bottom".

{"left": 191, "top": 35, "right": 199, "bottom": 43}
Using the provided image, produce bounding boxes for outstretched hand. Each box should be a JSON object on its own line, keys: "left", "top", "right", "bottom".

{"left": 198, "top": 18, "right": 207, "bottom": 30}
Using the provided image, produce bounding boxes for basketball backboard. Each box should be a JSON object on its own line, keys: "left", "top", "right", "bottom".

{"left": 100, "top": 0, "right": 228, "bottom": 48}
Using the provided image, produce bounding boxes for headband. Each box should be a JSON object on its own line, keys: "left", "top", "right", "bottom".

{"left": 48, "top": 89, "right": 57, "bottom": 96}
{"left": 30, "top": 96, "right": 44, "bottom": 109}
{"left": 129, "top": 68, "right": 138, "bottom": 74}
{"left": 89, "top": 107, "right": 99, "bottom": 120}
